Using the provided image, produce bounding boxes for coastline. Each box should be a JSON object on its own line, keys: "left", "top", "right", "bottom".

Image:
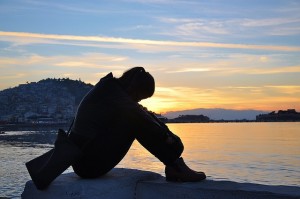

{"left": 1, "top": 120, "right": 300, "bottom": 132}
{"left": 0, "top": 123, "right": 70, "bottom": 132}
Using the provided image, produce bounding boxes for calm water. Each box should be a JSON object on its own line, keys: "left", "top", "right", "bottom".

{"left": 0, "top": 123, "right": 299, "bottom": 198}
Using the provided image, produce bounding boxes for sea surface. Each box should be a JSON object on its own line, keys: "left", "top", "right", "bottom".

{"left": 0, "top": 122, "right": 299, "bottom": 198}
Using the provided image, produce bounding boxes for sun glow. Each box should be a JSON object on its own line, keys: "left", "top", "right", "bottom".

{"left": 140, "top": 85, "right": 300, "bottom": 113}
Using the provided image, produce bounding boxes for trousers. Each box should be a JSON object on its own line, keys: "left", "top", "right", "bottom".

{"left": 69, "top": 125, "right": 183, "bottom": 179}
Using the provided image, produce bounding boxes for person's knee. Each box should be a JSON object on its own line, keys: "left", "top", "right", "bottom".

{"left": 174, "top": 136, "right": 184, "bottom": 157}
{"left": 167, "top": 134, "right": 184, "bottom": 158}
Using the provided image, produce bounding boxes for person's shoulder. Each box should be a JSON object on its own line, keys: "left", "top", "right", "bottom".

{"left": 94, "top": 72, "right": 114, "bottom": 86}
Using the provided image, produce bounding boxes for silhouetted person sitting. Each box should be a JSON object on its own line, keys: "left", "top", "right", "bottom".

{"left": 26, "top": 67, "right": 206, "bottom": 190}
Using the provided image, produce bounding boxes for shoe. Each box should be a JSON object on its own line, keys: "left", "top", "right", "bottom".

{"left": 165, "top": 157, "right": 206, "bottom": 182}
{"left": 26, "top": 129, "right": 82, "bottom": 190}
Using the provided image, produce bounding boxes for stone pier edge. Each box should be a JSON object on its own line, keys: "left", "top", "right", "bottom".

{"left": 21, "top": 168, "right": 300, "bottom": 199}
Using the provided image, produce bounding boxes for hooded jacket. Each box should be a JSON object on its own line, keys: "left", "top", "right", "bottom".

{"left": 70, "top": 73, "right": 183, "bottom": 177}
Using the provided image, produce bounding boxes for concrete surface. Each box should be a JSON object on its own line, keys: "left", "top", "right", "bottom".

{"left": 22, "top": 168, "right": 300, "bottom": 199}
{"left": 21, "top": 168, "right": 161, "bottom": 199}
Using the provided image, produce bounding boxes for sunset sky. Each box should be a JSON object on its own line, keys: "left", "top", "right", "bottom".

{"left": 0, "top": 0, "right": 299, "bottom": 113}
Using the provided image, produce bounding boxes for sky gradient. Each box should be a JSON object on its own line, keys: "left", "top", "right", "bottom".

{"left": 0, "top": 0, "right": 299, "bottom": 113}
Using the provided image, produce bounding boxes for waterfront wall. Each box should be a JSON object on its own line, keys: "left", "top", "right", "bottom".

{"left": 22, "top": 168, "right": 300, "bottom": 199}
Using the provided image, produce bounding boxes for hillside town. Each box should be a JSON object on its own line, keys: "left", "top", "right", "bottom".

{"left": 0, "top": 78, "right": 92, "bottom": 124}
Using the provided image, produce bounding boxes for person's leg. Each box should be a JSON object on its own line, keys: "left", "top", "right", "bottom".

{"left": 134, "top": 123, "right": 206, "bottom": 182}
{"left": 26, "top": 129, "right": 83, "bottom": 190}
{"left": 135, "top": 129, "right": 184, "bottom": 165}
{"left": 69, "top": 130, "right": 135, "bottom": 178}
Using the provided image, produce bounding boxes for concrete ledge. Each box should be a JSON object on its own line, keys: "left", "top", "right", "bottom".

{"left": 137, "top": 179, "right": 300, "bottom": 199}
{"left": 21, "top": 168, "right": 162, "bottom": 199}
{"left": 22, "top": 168, "right": 300, "bottom": 199}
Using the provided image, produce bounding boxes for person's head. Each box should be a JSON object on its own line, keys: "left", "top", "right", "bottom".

{"left": 118, "top": 67, "right": 155, "bottom": 102}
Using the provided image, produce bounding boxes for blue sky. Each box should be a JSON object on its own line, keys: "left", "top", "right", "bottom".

{"left": 0, "top": 0, "right": 300, "bottom": 112}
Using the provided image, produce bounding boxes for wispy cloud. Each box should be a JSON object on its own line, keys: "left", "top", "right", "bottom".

{"left": 141, "top": 86, "right": 224, "bottom": 112}
{"left": 158, "top": 14, "right": 300, "bottom": 40}
{"left": 0, "top": 73, "right": 27, "bottom": 79}
{"left": 167, "top": 65, "right": 300, "bottom": 76}
{"left": 1, "top": 31, "right": 299, "bottom": 52}
{"left": 0, "top": 52, "right": 128, "bottom": 69}
{"left": 167, "top": 68, "right": 213, "bottom": 73}
{"left": 23, "top": 0, "right": 107, "bottom": 14}
{"left": 241, "top": 17, "right": 300, "bottom": 27}
{"left": 265, "top": 85, "right": 300, "bottom": 94}
{"left": 142, "top": 84, "right": 300, "bottom": 112}
{"left": 247, "top": 65, "right": 300, "bottom": 74}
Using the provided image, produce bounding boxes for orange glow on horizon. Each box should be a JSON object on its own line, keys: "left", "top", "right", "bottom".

{"left": 140, "top": 86, "right": 300, "bottom": 114}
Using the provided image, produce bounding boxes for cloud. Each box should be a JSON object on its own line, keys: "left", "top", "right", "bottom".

{"left": 247, "top": 65, "right": 300, "bottom": 75}
{"left": 265, "top": 85, "right": 300, "bottom": 94}
{"left": 0, "top": 73, "right": 27, "bottom": 79}
{"left": 169, "top": 65, "right": 300, "bottom": 75}
{"left": 143, "top": 86, "right": 243, "bottom": 112}
{"left": 0, "top": 52, "right": 131, "bottom": 90}
{"left": 21, "top": 0, "right": 107, "bottom": 14}
{"left": 0, "top": 53, "right": 128, "bottom": 68}
{"left": 167, "top": 68, "right": 213, "bottom": 73}
{"left": 158, "top": 14, "right": 300, "bottom": 40}
{"left": 141, "top": 84, "right": 300, "bottom": 113}
{"left": 240, "top": 17, "right": 300, "bottom": 27}
{"left": 162, "top": 52, "right": 300, "bottom": 76}
{"left": 1, "top": 31, "right": 299, "bottom": 52}
{"left": 160, "top": 18, "right": 229, "bottom": 38}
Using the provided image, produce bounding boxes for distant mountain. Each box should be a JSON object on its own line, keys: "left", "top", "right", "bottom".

{"left": 164, "top": 108, "right": 268, "bottom": 120}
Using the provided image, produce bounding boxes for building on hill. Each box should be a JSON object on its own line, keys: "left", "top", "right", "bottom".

{"left": 256, "top": 109, "right": 300, "bottom": 122}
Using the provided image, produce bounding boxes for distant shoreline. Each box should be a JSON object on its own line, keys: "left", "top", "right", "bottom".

{"left": 1, "top": 120, "right": 299, "bottom": 132}
{"left": 0, "top": 123, "right": 70, "bottom": 131}
{"left": 167, "top": 120, "right": 300, "bottom": 124}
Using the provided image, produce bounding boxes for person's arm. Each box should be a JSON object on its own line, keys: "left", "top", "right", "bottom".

{"left": 112, "top": 94, "right": 183, "bottom": 165}
{"left": 137, "top": 104, "right": 170, "bottom": 129}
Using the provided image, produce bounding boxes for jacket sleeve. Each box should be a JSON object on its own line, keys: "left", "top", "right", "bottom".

{"left": 113, "top": 94, "right": 171, "bottom": 136}
{"left": 112, "top": 93, "right": 184, "bottom": 165}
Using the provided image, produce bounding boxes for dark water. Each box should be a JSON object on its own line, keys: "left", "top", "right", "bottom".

{"left": 0, "top": 123, "right": 299, "bottom": 198}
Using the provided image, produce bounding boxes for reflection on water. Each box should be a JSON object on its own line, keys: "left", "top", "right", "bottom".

{"left": 0, "top": 123, "right": 299, "bottom": 198}
{"left": 119, "top": 122, "right": 300, "bottom": 186}
{"left": 0, "top": 145, "right": 50, "bottom": 199}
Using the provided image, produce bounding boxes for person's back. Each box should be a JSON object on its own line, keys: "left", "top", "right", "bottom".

{"left": 71, "top": 72, "right": 123, "bottom": 137}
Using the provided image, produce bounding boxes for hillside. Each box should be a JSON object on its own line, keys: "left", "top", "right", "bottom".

{"left": 0, "top": 78, "right": 93, "bottom": 123}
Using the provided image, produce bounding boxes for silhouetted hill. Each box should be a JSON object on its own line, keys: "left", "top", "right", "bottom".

{"left": 37, "top": 78, "right": 94, "bottom": 104}
{"left": 168, "top": 114, "right": 210, "bottom": 123}
{"left": 256, "top": 109, "right": 300, "bottom": 122}
{"left": 0, "top": 78, "right": 93, "bottom": 123}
